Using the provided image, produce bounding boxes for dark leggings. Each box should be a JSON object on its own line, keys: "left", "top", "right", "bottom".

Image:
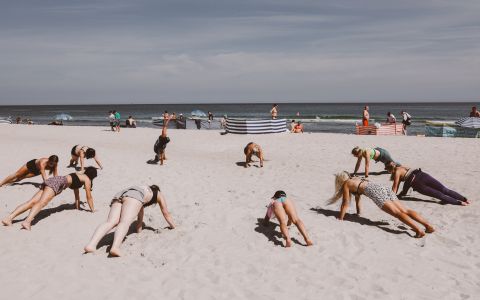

{"left": 412, "top": 172, "right": 466, "bottom": 205}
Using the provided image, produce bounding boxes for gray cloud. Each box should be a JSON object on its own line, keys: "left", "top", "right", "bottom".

{"left": 0, "top": 0, "right": 479, "bottom": 104}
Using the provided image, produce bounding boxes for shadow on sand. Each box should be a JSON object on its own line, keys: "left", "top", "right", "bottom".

{"left": 399, "top": 196, "right": 439, "bottom": 204}
{"left": 254, "top": 218, "right": 304, "bottom": 247}
{"left": 96, "top": 222, "right": 156, "bottom": 256}
{"left": 310, "top": 207, "right": 412, "bottom": 237}
{"left": 10, "top": 181, "right": 42, "bottom": 188}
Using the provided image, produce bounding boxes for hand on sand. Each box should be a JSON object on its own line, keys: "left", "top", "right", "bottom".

{"left": 306, "top": 239, "right": 314, "bottom": 246}
{"left": 414, "top": 231, "right": 426, "bottom": 238}
{"left": 425, "top": 225, "right": 435, "bottom": 234}
{"left": 1, "top": 218, "right": 12, "bottom": 226}
{"left": 20, "top": 222, "right": 31, "bottom": 231}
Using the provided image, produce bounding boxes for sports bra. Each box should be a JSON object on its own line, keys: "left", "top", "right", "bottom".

{"left": 363, "top": 148, "right": 375, "bottom": 159}
{"left": 352, "top": 179, "right": 368, "bottom": 195}
{"left": 69, "top": 173, "right": 83, "bottom": 189}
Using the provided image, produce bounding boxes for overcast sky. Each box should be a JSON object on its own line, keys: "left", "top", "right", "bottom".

{"left": 0, "top": 0, "right": 479, "bottom": 105}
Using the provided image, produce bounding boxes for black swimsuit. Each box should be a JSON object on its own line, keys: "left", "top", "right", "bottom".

{"left": 26, "top": 159, "right": 41, "bottom": 176}
{"left": 69, "top": 173, "right": 83, "bottom": 189}
{"left": 154, "top": 136, "right": 170, "bottom": 153}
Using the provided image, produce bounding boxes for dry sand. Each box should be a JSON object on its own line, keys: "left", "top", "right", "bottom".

{"left": 0, "top": 125, "right": 479, "bottom": 299}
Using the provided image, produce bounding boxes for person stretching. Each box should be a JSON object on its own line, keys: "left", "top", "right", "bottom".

{"left": 328, "top": 171, "right": 434, "bottom": 238}
{"left": 263, "top": 190, "right": 313, "bottom": 247}
{"left": 153, "top": 117, "right": 171, "bottom": 165}
{"left": 386, "top": 164, "right": 470, "bottom": 206}
{"left": 69, "top": 145, "right": 103, "bottom": 171}
{"left": 351, "top": 146, "right": 400, "bottom": 177}
{"left": 2, "top": 167, "right": 98, "bottom": 230}
{"left": 84, "top": 185, "right": 175, "bottom": 257}
{"left": 0, "top": 155, "right": 59, "bottom": 187}
{"left": 244, "top": 142, "right": 264, "bottom": 168}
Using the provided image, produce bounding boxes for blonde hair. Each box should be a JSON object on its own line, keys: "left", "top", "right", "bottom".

{"left": 351, "top": 146, "right": 361, "bottom": 156}
{"left": 327, "top": 171, "right": 351, "bottom": 205}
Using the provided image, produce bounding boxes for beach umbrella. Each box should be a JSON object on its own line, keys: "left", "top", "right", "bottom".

{"left": 191, "top": 110, "right": 207, "bottom": 117}
{"left": 455, "top": 117, "right": 480, "bottom": 128}
{"left": 54, "top": 113, "right": 73, "bottom": 121}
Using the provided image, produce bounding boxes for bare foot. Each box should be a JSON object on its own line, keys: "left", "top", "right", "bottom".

{"left": 21, "top": 222, "right": 31, "bottom": 231}
{"left": 425, "top": 225, "right": 435, "bottom": 234}
{"left": 285, "top": 240, "right": 292, "bottom": 247}
{"left": 2, "top": 218, "right": 12, "bottom": 226}
{"left": 306, "top": 239, "right": 314, "bottom": 246}
{"left": 84, "top": 245, "right": 96, "bottom": 253}
{"left": 110, "top": 248, "right": 122, "bottom": 257}
{"left": 414, "top": 231, "right": 425, "bottom": 238}
{"left": 460, "top": 201, "right": 469, "bottom": 206}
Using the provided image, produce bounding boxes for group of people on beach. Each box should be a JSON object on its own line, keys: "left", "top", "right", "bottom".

{"left": 362, "top": 106, "right": 412, "bottom": 135}
{"left": 0, "top": 112, "right": 472, "bottom": 256}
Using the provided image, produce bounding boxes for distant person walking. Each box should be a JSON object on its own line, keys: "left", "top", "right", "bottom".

{"left": 362, "top": 106, "right": 370, "bottom": 126}
{"left": 401, "top": 111, "right": 412, "bottom": 135}
{"left": 114, "top": 110, "right": 121, "bottom": 132}
{"left": 108, "top": 111, "right": 115, "bottom": 131}
{"left": 270, "top": 104, "right": 278, "bottom": 119}
{"left": 469, "top": 106, "right": 480, "bottom": 117}
{"left": 208, "top": 111, "right": 214, "bottom": 128}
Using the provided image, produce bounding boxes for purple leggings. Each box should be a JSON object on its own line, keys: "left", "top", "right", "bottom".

{"left": 412, "top": 172, "right": 466, "bottom": 205}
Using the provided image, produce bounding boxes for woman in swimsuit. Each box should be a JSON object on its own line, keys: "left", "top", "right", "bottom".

{"left": 263, "top": 191, "right": 313, "bottom": 247}
{"left": 386, "top": 164, "right": 470, "bottom": 206}
{"left": 69, "top": 145, "right": 103, "bottom": 171}
{"left": 351, "top": 146, "right": 399, "bottom": 177}
{"left": 2, "top": 167, "right": 98, "bottom": 230}
{"left": 153, "top": 116, "right": 171, "bottom": 165}
{"left": 84, "top": 185, "right": 175, "bottom": 257}
{"left": 328, "top": 171, "right": 435, "bottom": 238}
{"left": 244, "top": 142, "right": 264, "bottom": 168}
{"left": 0, "top": 155, "right": 59, "bottom": 187}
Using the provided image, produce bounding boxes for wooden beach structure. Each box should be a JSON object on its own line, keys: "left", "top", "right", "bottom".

{"left": 355, "top": 123, "right": 403, "bottom": 136}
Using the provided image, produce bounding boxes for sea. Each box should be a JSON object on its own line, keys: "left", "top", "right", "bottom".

{"left": 0, "top": 102, "right": 476, "bottom": 135}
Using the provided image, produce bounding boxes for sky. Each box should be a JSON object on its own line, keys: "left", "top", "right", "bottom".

{"left": 0, "top": 0, "right": 479, "bottom": 105}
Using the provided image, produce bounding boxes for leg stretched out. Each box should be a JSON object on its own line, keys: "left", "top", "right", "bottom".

{"left": 110, "top": 198, "right": 143, "bottom": 257}
{"left": 84, "top": 202, "right": 122, "bottom": 253}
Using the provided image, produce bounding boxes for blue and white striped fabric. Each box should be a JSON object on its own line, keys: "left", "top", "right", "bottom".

{"left": 226, "top": 118, "right": 287, "bottom": 134}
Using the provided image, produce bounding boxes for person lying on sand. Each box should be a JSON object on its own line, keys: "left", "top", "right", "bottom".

{"left": 263, "top": 191, "right": 313, "bottom": 247}
{"left": 386, "top": 164, "right": 470, "bottom": 206}
{"left": 0, "top": 155, "right": 58, "bottom": 187}
{"left": 69, "top": 145, "right": 103, "bottom": 171}
{"left": 244, "top": 142, "right": 264, "bottom": 168}
{"left": 84, "top": 185, "right": 175, "bottom": 257}
{"left": 351, "top": 146, "right": 400, "bottom": 177}
{"left": 2, "top": 167, "right": 97, "bottom": 230}
{"left": 328, "top": 171, "right": 435, "bottom": 238}
{"left": 153, "top": 116, "right": 171, "bottom": 165}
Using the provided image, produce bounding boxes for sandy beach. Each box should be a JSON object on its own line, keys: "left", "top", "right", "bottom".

{"left": 0, "top": 124, "right": 479, "bottom": 299}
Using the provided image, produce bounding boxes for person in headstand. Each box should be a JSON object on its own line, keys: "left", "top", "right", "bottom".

{"left": 386, "top": 164, "right": 470, "bottom": 206}
{"left": 244, "top": 142, "right": 264, "bottom": 168}
{"left": 351, "top": 146, "right": 400, "bottom": 177}
{"left": 2, "top": 167, "right": 98, "bottom": 230}
{"left": 69, "top": 145, "right": 103, "bottom": 171}
{"left": 153, "top": 117, "right": 171, "bottom": 165}
{"left": 328, "top": 171, "right": 434, "bottom": 238}
{"left": 84, "top": 184, "right": 175, "bottom": 257}
{"left": 0, "top": 155, "right": 59, "bottom": 187}
{"left": 263, "top": 190, "right": 313, "bottom": 248}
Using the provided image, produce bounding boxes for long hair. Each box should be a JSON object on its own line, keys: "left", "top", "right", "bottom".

{"left": 351, "top": 146, "right": 361, "bottom": 156}
{"left": 47, "top": 155, "right": 59, "bottom": 175}
{"left": 327, "top": 171, "right": 351, "bottom": 205}
{"left": 385, "top": 162, "right": 397, "bottom": 181}
{"left": 144, "top": 185, "right": 160, "bottom": 207}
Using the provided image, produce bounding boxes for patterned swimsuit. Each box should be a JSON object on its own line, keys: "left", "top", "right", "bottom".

{"left": 363, "top": 182, "right": 397, "bottom": 208}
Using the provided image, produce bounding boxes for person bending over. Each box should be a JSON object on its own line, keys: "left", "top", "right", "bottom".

{"left": 244, "top": 142, "right": 264, "bottom": 168}
{"left": 84, "top": 185, "right": 175, "bottom": 257}
{"left": 328, "top": 171, "right": 434, "bottom": 238}
{"left": 2, "top": 167, "right": 98, "bottom": 230}
{"left": 386, "top": 164, "right": 470, "bottom": 206}
{"left": 263, "top": 190, "right": 313, "bottom": 247}
{"left": 0, "top": 155, "right": 58, "bottom": 187}
{"left": 351, "top": 146, "right": 399, "bottom": 177}
{"left": 69, "top": 145, "right": 103, "bottom": 171}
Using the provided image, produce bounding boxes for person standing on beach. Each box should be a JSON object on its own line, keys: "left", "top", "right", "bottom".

{"left": 270, "top": 104, "right": 278, "bottom": 119}
{"left": 0, "top": 156, "right": 59, "bottom": 187}
{"left": 362, "top": 106, "right": 370, "bottom": 126}
{"left": 108, "top": 111, "right": 115, "bottom": 131}
{"left": 114, "top": 110, "right": 121, "bottom": 132}
{"left": 386, "top": 112, "right": 396, "bottom": 124}
{"left": 469, "top": 106, "right": 480, "bottom": 117}
{"left": 208, "top": 111, "right": 214, "bottom": 128}
{"left": 401, "top": 111, "right": 412, "bottom": 135}
{"left": 2, "top": 167, "right": 98, "bottom": 230}
{"left": 263, "top": 191, "right": 313, "bottom": 247}
{"left": 84, "top": 184, "right": 175, "bottom": 257}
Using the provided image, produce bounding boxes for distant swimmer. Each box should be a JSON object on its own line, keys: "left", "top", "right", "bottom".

{"left": 2, "top": 167, "right": 98, "bottom": 229}
{"left": 0, "top": 156, "right": 59, "bottom": 187}
{"left": 270, "top": 104, "right": 278, "bottom": 120}
{"left": 351, "top": 146, "right": 400, "bottom": 177}
{"left": 386, "top": 164, "right": 470, "bottom": 206}
{"left": 244, "top": 142, "right": 264, "bottom": 168}
{"left": 328, "top": 171, "right": 434, "bottom": 238}
{"left": 69, "top": 145, "right": 103, "bottom": 171}
{"left": 263, "top": 190, "right": 313, "bottom": 247}
{"left": 84, "top": 185, "right": 175, "bottom": 257}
